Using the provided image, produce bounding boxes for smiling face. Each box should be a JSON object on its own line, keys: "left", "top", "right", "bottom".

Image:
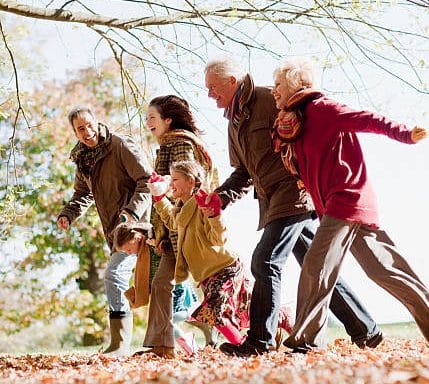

{"left": 205, "top": 70, "right": 238, "bottom": 109}
{"left": 146, "top": 105, "right": 171, "bottom": 139}
{"left": 170, "top": 169, "right": 195, "bottom": 202}
{"left": 72, "top": 112, "right": 99, "bottom": 148}
{"left": 271, "top": 71, "right": 295, "bottom": 110}
{"left": 116, "top": 233, "right": 142, "bottom": 255}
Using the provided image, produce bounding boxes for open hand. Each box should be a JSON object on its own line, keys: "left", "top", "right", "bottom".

{"left": 411, "top": 126, "right": 427, "bottom": 143}
{"left": 57, "top": 216, "right": 70, "bottom": 230}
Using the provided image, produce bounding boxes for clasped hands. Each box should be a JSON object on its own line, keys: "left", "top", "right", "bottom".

{"left": 147, "top": 171, "right": 221, "bottom": 217}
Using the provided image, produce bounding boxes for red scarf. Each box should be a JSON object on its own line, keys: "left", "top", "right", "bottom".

{"left": 271, "top": 89, "right": 323, "bottom": 176}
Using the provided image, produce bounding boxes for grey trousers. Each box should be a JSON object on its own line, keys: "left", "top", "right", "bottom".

{"left": 143, "top": 249, "right": 176, "bottom": 348}
{"left": 285, "top": 215, "right": 429, "bottom": 350}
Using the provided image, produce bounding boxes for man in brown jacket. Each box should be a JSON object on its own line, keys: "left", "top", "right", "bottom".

{"left": 57, "top": 106, "right": 152, "bottom": 356}
{"left": 204, "top": 58, "right": 383, "bottom": 357}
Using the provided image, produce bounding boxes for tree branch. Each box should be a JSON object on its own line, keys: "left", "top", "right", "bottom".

{"left": 0, "top": 19, "right": 30, "bottom": 187}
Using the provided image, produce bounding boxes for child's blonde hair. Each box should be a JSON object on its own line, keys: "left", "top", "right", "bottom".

{"left": 170, "top": 160, "right": 206, "bottom": 192}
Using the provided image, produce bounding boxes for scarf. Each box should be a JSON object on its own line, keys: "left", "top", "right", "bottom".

{"left": 158, "top": 129, "right": 218, "bottom": 191}
{"left": 225, "top": 82, "right": 245, "bottom": 128}
{"left": 271, "top": 88, "right": 323, "bottom": 176}
{"left": 70, "top": 123, "right": 111, "bottom": 177}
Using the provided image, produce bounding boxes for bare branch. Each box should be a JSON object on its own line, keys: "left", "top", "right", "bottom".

{"left": 184, "top": 0, "right": 224, "bottom": 45}
{"left": 0, "top": 18, "right": 30, "bottom": 187}
{"left": 313, "top": 0, "right": 428, "bottom": 94}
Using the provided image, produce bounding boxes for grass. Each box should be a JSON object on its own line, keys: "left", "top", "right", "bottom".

{"left": 326, "top": 321, "right": 421, "bottom": 342}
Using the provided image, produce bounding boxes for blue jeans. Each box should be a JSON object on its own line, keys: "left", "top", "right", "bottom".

{"left": 247, "top": 212, "right": 379, "bottom": 348}
{"left": 104, "top": 251, "right": 137, "bottom": 314}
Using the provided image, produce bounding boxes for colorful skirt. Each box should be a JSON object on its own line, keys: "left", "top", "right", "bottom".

{"left": 192, "top": 260, "right": 251, "bottom": 329}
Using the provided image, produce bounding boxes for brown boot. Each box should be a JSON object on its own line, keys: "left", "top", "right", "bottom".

{"left": 153, "top": 346, "right": 175, "bottom": 358}
{"left": 133, "top": 346, "right": 175, "bottom": 359}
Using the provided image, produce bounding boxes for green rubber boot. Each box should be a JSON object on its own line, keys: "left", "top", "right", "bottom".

{"left": 103, "top": 314, "right": 133, "bottom": 357}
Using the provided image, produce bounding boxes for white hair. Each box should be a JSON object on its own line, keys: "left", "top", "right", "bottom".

{"left": 274, "top": 57, "right": 318, "bottom": 92}
{"left": 205, "top": 57, "right": 247, "bottom": 82}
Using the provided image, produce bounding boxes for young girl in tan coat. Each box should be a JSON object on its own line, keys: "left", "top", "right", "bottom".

{"left": 148, "top": 160, "right": 252, "bottom": 346}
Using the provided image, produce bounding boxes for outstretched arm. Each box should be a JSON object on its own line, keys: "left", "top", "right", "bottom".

{"left": 154, "top": 198, "right": 178, "bottom": 232}
{"left": 321, "top": 98, "right": 424, "bottom": 145}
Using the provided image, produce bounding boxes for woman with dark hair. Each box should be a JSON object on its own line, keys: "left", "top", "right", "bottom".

{"left": 148, "top": 95, "right": 201, "bottom": 134}
{"left": 139, "top": 95, "right": 218, "bottom": 358}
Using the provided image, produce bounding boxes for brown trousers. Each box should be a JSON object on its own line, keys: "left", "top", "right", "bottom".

{"left": 285, "top": 215, "right": 429, "bottom": 350}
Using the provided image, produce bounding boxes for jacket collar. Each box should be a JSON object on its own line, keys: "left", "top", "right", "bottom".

{"left": 223, "top": 73, "right": 255, "bottom": 119}
{"left": 240, "top": 74, "right": 255, "bottom": 110}
{"left": 158, "top": 129, "right": 198, "bottom": 146}
{"left": 70, "top": 123, "right": 112, "bottom": 174}
{"left": 286, "top": 88, "right": 324, "bottom": 110}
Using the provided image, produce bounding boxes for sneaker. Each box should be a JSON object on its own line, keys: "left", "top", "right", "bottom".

{"left": 176, "top": 333, "right": 197, "bottom": 356}
{"left": 278, "top": 305, "right": 295, "bottom": 334}
{"left": 354, "top": 331, "right": 383, "bottom": 349}
{"left": 186, "top": 319, "right": 219, "bottom": 347}
{"left": 219, "top": 340, "right": 270, "bottom": 358}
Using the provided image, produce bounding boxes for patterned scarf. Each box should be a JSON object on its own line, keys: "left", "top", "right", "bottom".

{"left": 158, "top": 129, "right": 219, "bottom": 190}
{"left": 70, "top": 123, "right": 111, "bottom": 177}
{"left": 271, "top": 89, "right": 323, "bottom": 176}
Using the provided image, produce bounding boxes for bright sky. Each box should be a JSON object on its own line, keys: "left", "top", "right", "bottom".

{"left": 6, "top": 3, "right": 429, "bottom": 325}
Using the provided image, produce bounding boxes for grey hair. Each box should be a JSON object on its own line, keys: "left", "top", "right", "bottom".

{"left": 67, "top": 106, "right": 96, "bottom": 127}
{"left": 205, "top": 57, "right": 247, "bottom": 83}
{"left": 273, "top": 58, "right": 318, "bottom": 93}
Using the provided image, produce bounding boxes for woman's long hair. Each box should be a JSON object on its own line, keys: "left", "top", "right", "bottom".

{"left": 149, "top": 95, "right": 201, "bottom": 135}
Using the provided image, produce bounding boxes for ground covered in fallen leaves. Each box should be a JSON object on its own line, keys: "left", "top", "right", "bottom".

{"left": 0, "top": 338, "right": 428, "bottom": 383}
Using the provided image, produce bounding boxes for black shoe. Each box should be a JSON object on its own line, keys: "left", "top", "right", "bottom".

{"left": 354, "top": 331, "right": 383, "bottom": 349}
{"left": 285, "top": 347, "right": 308, "bottom": 355}
{"left": 219, "top": 340, "right": 270, "bottom": 358}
